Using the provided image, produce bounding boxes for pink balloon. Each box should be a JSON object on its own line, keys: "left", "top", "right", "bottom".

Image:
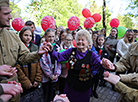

{"left": 12, "top": 18, "right": 25, "bottom": 31}
{"left": 41, "top": 16, "right": 56, "bottom": 31}
{"left": 84, "top": 17, "right": 95, "bottom": 29}
{"left": 67, "top": 16, "right": 80, "bottom": 31}
{"left": 91, "top": 13, "right": 101, "bottom": 22}
{"left": 110, "top": 18, "right": 119, "bottom": 28}
{"left": 82, "top": 8, "right": 91, "bottom": 18}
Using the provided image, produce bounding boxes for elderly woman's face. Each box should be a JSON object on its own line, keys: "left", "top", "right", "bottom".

{"left": 76, "top": 36, "right": 88, "bottom": 52}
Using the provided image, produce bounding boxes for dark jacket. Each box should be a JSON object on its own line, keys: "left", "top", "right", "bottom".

{"left": 35, "top": 34, "right": 41, "bottom": 47}
{"left": 95, "top": 47, "right": 109, "bottom": 60}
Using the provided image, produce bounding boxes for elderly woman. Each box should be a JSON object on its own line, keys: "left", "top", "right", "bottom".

{"left": 46, "top": 29, "right": 103, "bottom": 102}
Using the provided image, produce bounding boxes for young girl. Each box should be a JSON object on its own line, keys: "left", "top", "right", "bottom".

{"left": 91, "top": 34, "right": 109, "bottom": 98}
{"left": 57, "top": 29, "right": 67, "bottom": 46}
{"left": 40, "top": 28, "right": 61, "bottom": 102}
{"left": 92, "top": 31, "right": 98, "bottom": 47}
{"left": 17, "top": 26, "right": 42, "bottom": 96}
{"left": 59, "top": 34, "right": 74, "bottom": 94}
{"left": 60, "top": 34, "right": 74, "bottom": 50}
{"left": 101, "top": 28, "right": 106, "bottom": 37}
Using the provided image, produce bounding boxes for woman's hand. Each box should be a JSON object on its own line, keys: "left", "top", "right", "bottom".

{"left": 101, "top": 58, "right": 115, "bottom": 70}
{"left": 38, "top": 42, "right": 53, "bottom": 55}
{"left": 106, "top": 45, "right": 113, "bottom": 51}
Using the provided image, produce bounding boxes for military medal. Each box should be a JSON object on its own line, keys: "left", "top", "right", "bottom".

{"left": 74, "top": 59, "right": 77, "bottom": 62}
{"left": 70, "top": 60, "right": 73, "bottom": 63}
{"left": 86, "top": 64, "right": 89, "bottom": 69}
{"left": 72, "top": 51, "right": 75, "bottom": 55}
{"left": 81, "top": 64, "right": 85, "bottom": 68}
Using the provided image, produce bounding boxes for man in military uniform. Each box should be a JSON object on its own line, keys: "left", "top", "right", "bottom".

{"left": 0, "top": 0, "right": 48, "bottom": 101}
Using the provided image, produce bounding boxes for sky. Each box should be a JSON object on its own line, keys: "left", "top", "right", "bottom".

{"left": 16, "top": 0, "right": 130, "bottom": 18}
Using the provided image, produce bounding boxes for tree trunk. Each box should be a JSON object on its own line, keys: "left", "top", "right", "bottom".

{"left": 103, "top": 0, "right": 106, "bottom": 30}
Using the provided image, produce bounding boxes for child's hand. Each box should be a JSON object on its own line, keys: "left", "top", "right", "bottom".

{"left": 33, "top": 81, "right": 39, "bottom": 87}
{"left": 52, "top": 75, "right": 58, "bottom": 81}
{"left": 26, "top": 83, "right": 33, "bottom": 89}
{"left": 50, "top": 75, "right": 58, "bottom": 81}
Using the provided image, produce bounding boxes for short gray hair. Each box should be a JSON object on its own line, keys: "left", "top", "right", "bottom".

{"left": 75, "top": 29, "right": 92, "bottom": 45}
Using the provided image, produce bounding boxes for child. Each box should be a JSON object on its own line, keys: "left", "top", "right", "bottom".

{"left": 57, "top": 29, "right": 67, "bottom": 46}
{"left": 59, "top": 34, "right": 74, "bottom": 94}
{"left": 17, "top": 26, "right": 42, "bottom": 96}
{"left": 92, "top": 31, "right": 98, "bottom": 47}
{"left": 60, "top": 34, "right": 74, "bottom": 50}
{"left": 91, "top": 34, "right": 109, "bottom": 98}
{"left": 95, "top": 34, "right": 109, "bottom": 87}
{"left": 40, "top": 28, "right": 61, "bottom": 102}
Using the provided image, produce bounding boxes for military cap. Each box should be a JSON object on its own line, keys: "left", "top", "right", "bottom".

{"left": 0, "top": 0, "right": 9, "bottom": 7}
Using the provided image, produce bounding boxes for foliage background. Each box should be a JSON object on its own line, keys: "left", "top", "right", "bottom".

{"left": 10, "top": 0, "right": 136, "bottom": 37}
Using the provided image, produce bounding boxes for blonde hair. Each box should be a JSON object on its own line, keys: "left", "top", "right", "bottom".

{"left": 75, "top": 29, "right": 92, "bottom": 45}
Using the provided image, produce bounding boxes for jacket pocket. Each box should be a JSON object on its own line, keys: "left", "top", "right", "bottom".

{"left": 10, "top": 46, "right": 18, "bottom": 60}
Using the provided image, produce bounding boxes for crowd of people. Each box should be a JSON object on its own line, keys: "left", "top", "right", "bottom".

{"left": 1, "top": 0, "right": 138, "bottom": 102}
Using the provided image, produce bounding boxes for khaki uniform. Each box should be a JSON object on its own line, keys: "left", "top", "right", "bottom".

{"left": 115, "top": 81, "right": 138, "bottom": 102}
{"left": 0, "top": 29, "right": 40, "bottom": 66}
{"left": 115, "top": 42, "right": 138, "bottom": 88}
{"left": 114, "top": 42, "right": 138, "bottom": 101}
{"left": 0, "top": 28, "right": 41, "bottom": 101}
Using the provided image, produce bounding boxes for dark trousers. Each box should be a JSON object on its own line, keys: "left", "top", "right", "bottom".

{"left": 91, "top": 73, "right": 99, "bottom": 92}
{"left": 59, "top": 77, "right": 67, "bottom": 94}
{"left": 116, "top": 55, "right": 120, "bottom": 62}
{"left": 42, "top": 81, "right": 54, "bottom": 102}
